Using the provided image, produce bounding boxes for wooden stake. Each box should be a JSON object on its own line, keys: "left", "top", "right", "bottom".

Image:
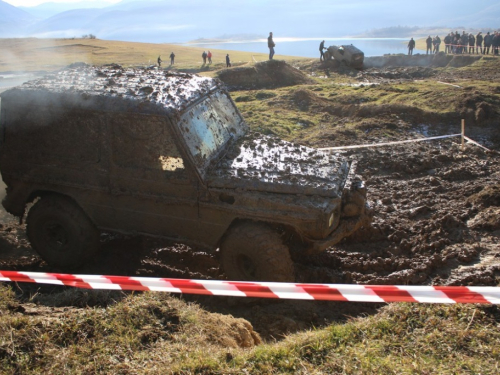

{"left": 461, "top": 119, "right": 465, "bottom": 151}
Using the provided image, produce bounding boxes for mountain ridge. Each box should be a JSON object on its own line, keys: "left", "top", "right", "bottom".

{"left": 1, "top": 0, "right": 499, "bottom": 43}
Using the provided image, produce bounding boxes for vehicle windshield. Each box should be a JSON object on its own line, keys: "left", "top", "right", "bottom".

{"left": 178, "top": 90, "right": 247, "bottom": 178}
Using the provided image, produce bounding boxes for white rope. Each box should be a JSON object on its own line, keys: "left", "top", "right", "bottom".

{"left": 318, "top": 134, "right": 462, "bottom": 152}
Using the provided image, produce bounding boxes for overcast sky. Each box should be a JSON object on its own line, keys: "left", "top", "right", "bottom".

{"left": 4, "top": 0, "right": 120, "bottom": 6}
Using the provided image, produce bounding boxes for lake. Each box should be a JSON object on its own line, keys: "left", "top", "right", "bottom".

{"left": 185, "top": 38, "right": 426, "bottom": 58}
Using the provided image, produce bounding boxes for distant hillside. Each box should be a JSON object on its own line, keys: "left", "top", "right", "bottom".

{"left": 0, "top": 0, "right": 36, "bottom": 36}
{"left": 2, "top": 0, "right": 500, "bottom": 42}
{"left": 19, "top": 1, "right": 117, "bottom": 20}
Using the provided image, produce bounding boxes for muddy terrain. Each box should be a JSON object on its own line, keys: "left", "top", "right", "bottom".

{"left": 1, "top": 57, "right": 499, "bottom": 340}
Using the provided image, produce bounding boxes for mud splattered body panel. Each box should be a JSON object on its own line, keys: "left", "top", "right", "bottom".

{"left": 208, "top": 134, "right": 348, "bottom": 196}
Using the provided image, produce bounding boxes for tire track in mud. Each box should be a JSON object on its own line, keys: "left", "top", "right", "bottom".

{"left": 296, "top": 139, "right": 500, "bottom": 287}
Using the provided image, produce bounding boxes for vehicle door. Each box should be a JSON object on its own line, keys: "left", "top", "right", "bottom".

{"left": 104, "top": 112, "right": 199, "bottom": 240}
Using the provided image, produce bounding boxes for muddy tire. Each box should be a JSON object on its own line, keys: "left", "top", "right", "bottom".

{"left": 220, "top": 222, "right": 295, "bottom": 282}
{"left": 26, "top": 195, "right": 100, "bottom": 269}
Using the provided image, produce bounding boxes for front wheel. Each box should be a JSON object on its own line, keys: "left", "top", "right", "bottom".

{"left": 26, "top": 195, "right": 100, "bottom": 269}
{"left": 220, "top": 222, "right": 295, "bottom": 282}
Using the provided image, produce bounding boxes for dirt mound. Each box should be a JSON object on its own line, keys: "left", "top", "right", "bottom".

{"left": 467, "top": 184, "right": 500, "bottom": 209}
{"left": 363, "top": 54, "right": 481, "bottom": 69}
{"left": 457, "top": 92, "right": 497, "bottom": 123}
{"left": 447, "top": 55, "right": 482, "bottom": 68}
{"left": 292, "top": 89, "right": 331, "bottom": 111}
{"left": 202, "top": 313, "right": 262, "bottom": 348}
{"left": 468, "top": 207, "right": 500, "bottom": 231}
{"left": 217, "top": 60, "right": 314, "bottom": 90}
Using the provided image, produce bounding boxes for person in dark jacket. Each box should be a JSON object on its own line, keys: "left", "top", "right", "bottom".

{"left": 408, "top": 37, "right": 416, "bottom": 55}
{"left": 476, "top": 32, "right": 483, "bottom": 54}
{"left": 319, "top": 40, "right": 325, "bottom": 61}
{"left": 493, "top": 32, "right": 500, "bottom": 55}
{"left": 454, "top": 34, "right": 461, "bottom": 54}
{"left": 468, "top": 33, "right": 475, "bottom": 54}
{"left": 169, "top": 52, "right": 175, "bottom": 65}
{"left": 444, "top": 33, "right": 452, "bottom": 54}
{"left": 157, "top": 55, "right": 162, "bottom": 67}
{"left": 460, "top": 32, "right": 468, "bottom": 54}
{"left": 433, "top": 35, "right": 441, "bottom": 53}
{"left": 226, "top": 54, "right": 231, "bottom": 67}
{"left": 202, "top": 51, "right": 207, "bottom": 65}
{"left": 268, "top": 32, "right": 275, "bottom": 60}
{"left": 484, "top": 32, "right": 492, "bottom": 54}
{"left": 426, "top": 36, "right": 433, "bottom": 54}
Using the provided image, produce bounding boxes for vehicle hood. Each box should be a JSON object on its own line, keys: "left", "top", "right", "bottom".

{"left": 205, "top": 133, "right": 349, "bottom": 197}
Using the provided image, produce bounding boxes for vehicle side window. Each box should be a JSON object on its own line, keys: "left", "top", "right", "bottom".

{"left": 4, "top": 105, "right": 100, "bottom": 165}
{"left": 110, "top": 113, "right": 186, "bottom": 175}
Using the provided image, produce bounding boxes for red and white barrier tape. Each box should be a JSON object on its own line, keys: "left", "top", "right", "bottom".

{"left": 1, "top": 271, "right": 499, "bottom": 304}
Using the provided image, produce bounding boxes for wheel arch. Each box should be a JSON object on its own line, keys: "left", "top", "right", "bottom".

{"left": 24, "top": 190, "right": 94, "bottom": 226}
{"left": 217, "top": 217, "right": 306, "bottom": 253}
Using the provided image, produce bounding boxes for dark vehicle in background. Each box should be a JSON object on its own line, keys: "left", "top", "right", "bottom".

{"left": 324, "top": 44, "right": 364, "bottom": 69}
{"left": 0, "top": 66, "right": 370, "bottom": 281}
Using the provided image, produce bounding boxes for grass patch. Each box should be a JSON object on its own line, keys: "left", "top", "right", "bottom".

{"left": 1, "top": 284, "right": 498, "bottom": 374}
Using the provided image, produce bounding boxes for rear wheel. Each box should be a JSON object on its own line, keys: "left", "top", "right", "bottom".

{"left": 220, "top": 222, "right": 295, "bottom": 282}
{"left": 26, "top": 195, "right": 100, "bottom": 269}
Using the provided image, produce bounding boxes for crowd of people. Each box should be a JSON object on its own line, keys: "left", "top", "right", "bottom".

{"left": 156, "top": 50, "right": 232, "bottom": 68}
{"left": 410, "top": 31, "right": 500, "bottom": 55}
{"left": 155, "top": 31, "right": 276, "bottom": 69}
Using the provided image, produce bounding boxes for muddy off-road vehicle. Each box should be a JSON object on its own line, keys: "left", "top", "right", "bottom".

{"left": 0, "top": 66, "right": 370, "bottom": 281}
{"left": 324, "top": 44, "right": 364, "bottom": 69}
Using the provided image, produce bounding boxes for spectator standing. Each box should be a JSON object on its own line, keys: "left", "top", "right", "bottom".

{"left": 444, "top": 33, "right": 452, "bottom": 54}
{"left": 426, "top": 36, "right": 433, "bottom": 54}
{"left": 157, "top": 55, "right": 162, "bottom": 67}
{"left": 455, "top": 33, "right": 462, "bottom": 54}
{"left": 433, "top": 35, "right": 441, "bottom": 53}
{"left": 319, "top": 40, "right": 325, "bottom": 61}
{"left": 476, "top": 32, "right": 483, "bottom": 54}
{"left": 408, "top": 37, "right": 416, "bottom": 55}
{"left": 493, "top": 32, "right": 500, "bottom": 55}
{"left": 460, "top": 32, "right": 468, "bottom": 54}
{"left": 207, "top": 51, "right": 212, "bottom": 64}
{"left": 226, "top": 54, "right": 231, "bottom": 67}
{"left": 169, "top": 52, "right": 175, "bottom": 65}
{"left": 268, "top": 32, "right": 275, "bottom": 60}
{"left": 468, "top": 33, "right": 475, "bottom": 54}
{"left": 202, "top": 51, "right": 207, "bottom": 65}
{"left": 484, "top": 32, "right": 492, "bottom": 54}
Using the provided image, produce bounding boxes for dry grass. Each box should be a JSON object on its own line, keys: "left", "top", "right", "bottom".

{"left": 0, "top": 285, "right": 498, "bottom": 374}
{"left": 0, "top": 37, "right": 306, "bottom": 74}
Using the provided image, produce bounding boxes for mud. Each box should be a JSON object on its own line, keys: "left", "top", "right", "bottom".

{"left": 1, "top": 57, "right": 500, "bottom": 340}
{"left": 8, "top": 65, "right": 218, "bottom": 114}
{"left": 1, "top": 135, "right": 499, "bottom": 339}
{"left": 209, "top": 132, "right": 347, "bottom": 195}
{"left": 217, "top": 60, "right": 315, "bottom": 90}
{"left": 363, "top": 54, "right": 482, "bottom": 69}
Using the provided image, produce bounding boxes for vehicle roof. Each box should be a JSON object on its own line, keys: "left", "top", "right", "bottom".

{"left": 0, "top": 65, "right": 221, "bottom": 115}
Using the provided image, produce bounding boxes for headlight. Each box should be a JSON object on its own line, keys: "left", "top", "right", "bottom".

{"left": 329, "top": 213, "right": 334, "bottom": 227}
